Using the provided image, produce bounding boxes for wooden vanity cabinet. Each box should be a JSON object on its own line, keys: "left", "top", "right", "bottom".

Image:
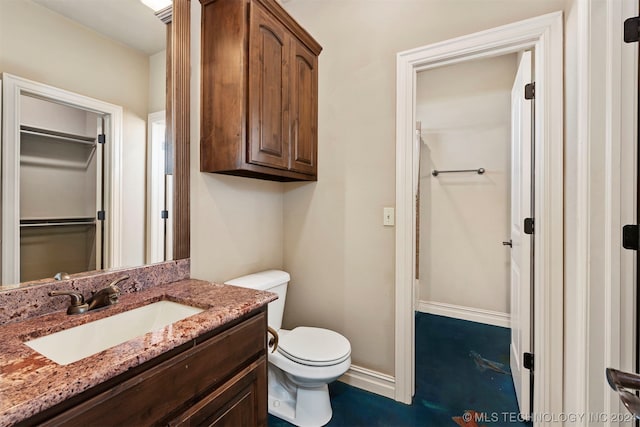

{"left": 200, "top": 0, "right": 321, "bottom": 182}
{"left": 25, "top": 310, "right": 268, "bottom": 427}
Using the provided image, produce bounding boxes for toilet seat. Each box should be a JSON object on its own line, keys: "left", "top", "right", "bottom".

{"left": 277, "top": 327, "right": 351, "bottom": 367}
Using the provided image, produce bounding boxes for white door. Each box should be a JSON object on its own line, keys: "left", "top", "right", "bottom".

{"left": 509, "top": 50, "right": 533, "bottom": 419}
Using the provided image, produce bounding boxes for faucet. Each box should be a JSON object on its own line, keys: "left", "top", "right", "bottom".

{"left": 49, "top": 290, "right": 89, "bottom": 315}
{"left": 49, "top": 276, "right": 129, "bottom": 315}
{"left": 86, "top": 276, "right": 128, "bottom": 310}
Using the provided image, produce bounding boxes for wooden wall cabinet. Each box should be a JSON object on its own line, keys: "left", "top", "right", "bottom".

{"left": 200, "top": 0, "right": 322, "bottom": 182}
{"left": 23, "top": 310, "right": 268, "bottom": 427}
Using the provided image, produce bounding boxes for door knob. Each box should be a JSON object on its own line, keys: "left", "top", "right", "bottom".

{"left": 502, "top": 240, "right": 512, "bottom": 247}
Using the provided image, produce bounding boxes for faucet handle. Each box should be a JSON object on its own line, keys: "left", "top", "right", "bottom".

{"left": 108, "top": 275, "right": 129, "bottom": 289}
{"left": 49, "top": 291, "right": 89, "bottom": 315}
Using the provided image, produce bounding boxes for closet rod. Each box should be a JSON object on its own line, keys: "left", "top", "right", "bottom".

{"left": 432, "top": 167, "right": 485, "bottom": 177}
{"left": 20, "top": 125, "right": 96, "bottom": 146}
{"left": 20, "top": 218, "right": 96, "bottom": 228}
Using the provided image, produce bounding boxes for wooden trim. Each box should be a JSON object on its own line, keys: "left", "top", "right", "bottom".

{"left": 1, "top": 75, "right": 22, "bottom": 284}
{"left": 615, "top": 0, "right": 639, "bottom": 420}
{"left": 156, "top": 5, "right": 173, "bottom": 24}
{"left": 603, "top": 3, "right": 624, "bottom": 423}
{"left": 565, "top": 0, "right": 589, "bottom": 420}
{"left": 416, "top": 300, "right": 511, "bottom": 328}
{"left": 170, "top": 0, "right": 191, "bottom": 260}
{"left": 533, "top": 13, "right": 564, "bottom": 418}
{"left": 339, "top": 365, "right": 396, "bottom": 400}
{"left": 394, "top": 47, "right": 416, "bottom": 405}
{"left": 254, "top": 0, "right": 322, "bottom": 55}
{"left": 565, "top": 1, "right": 638, "bottom": 423}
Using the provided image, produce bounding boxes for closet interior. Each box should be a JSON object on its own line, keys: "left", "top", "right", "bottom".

{"left": 18, "top": 95, "right": 103, "bottom": 282}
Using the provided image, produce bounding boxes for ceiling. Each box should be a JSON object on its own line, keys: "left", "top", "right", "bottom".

{"left": 32, "top": 0, "right": 167, "bottom": 55}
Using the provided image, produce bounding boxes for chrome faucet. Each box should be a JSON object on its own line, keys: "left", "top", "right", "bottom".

{"left": 86, "top": 276, "right": 128, "bottom": 310}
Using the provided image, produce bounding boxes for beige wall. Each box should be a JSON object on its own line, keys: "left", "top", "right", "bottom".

{"left": 416, "top": 55, "right": 516, "bottom": 314}
{"left": 0, "top": 0, "right": 150, "bottom": 268}
{"left": 189, "top": 2, "right": 285, "bottom": 283}
{"left": 148, "top": 50, "right": 166, "bottom": 114}
{"left": 281, "top": 0, "right": 566, "bottom": 376}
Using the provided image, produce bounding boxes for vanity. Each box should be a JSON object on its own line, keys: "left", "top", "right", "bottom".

{"left": 0, "top": 265, "right": 276, "bottom": 426}
{"left": 0, "top": 0, "right": 321, "bottom": 424}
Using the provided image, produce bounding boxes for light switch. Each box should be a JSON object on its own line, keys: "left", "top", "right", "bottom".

{"left": 383, "top": 207, "right": 395, "bottom": 226}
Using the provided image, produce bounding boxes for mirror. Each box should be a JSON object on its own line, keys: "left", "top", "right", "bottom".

{"left": 0, "top": 0, "right": 190, "bottom": 286}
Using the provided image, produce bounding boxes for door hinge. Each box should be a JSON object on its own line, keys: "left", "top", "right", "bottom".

{"left": 624, "top": 16, "right": 640, "bottom": 43}
{"left": 98, "top": 134, "right": 106, "bottom": 144}
{"left": 623, "top": 225, "right": 639, "bottom": 250}
{"left": 97, "top": 210, "right": 106, "bottom": 221}
{"left": 161, "top": 210, "right": 169, "bottom": 219}
{"left": 524, "top": 352, "right": 534, "bottom": 370}
{"left": 524, "top": 82, "right": 535, "bottom": 100}
{"left": 524, "top": 218, "right": 534, "bottom": 235}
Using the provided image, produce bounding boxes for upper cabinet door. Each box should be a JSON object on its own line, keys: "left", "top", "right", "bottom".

{"left": 289, "top": 39, "right": 318, "bottom": 176}
{"left": 200, "top": 0, "right": 321, "bottom": 181}
{"left": 248, "top": 4, "right": 289, "bottom": 171}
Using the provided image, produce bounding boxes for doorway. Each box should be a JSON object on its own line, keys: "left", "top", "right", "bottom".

{"left": 394, "top": 11, "right": 563, "bottom": 418}
{"left": 415, "top": 53, "right": 517, "bottom": 329}
{"left": 415, "top": 50, "right": 534, "bottom": 417}
{"left": 1, "top": 73, "right": 124, "bottom": 284}
{"left": 146, "top": 110, "right": 172, "bottom": 264}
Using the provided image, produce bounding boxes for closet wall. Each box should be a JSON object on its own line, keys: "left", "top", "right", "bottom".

{"left": 416, "top": 54, "right": 516, "bottom": 317}
{"left": 19, "top": 95, "right": 100, "bottom": 281}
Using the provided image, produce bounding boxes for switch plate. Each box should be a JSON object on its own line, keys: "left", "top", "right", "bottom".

{"left": 383, "top": 207, "right": 395, "bottom": 226}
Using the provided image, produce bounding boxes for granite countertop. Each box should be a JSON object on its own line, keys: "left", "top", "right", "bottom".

{"left": 0, "top": 279, "right": 276, "bottom": 426}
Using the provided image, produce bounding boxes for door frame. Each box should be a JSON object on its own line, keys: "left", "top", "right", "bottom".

{"left": 394, "top": 11, "right": 564, "bottom": 417}
{"left": 146, "top": 110, "right": 167, "bottom": 264}
{"left": 1, "top": 73, "right": 124, "bottom": 284}
{"left": 564, "top": 0, "right": 638, "bottom": 422}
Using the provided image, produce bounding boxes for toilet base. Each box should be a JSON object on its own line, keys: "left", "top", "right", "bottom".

{"left": 268, "top": 366, "right": 333, "bottom": 427}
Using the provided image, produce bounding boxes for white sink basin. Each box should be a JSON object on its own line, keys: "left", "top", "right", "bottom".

{"left": 25, "top": 300, "right": 204, "bottom": 365}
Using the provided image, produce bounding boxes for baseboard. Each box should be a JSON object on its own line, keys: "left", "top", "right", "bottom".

{"left": 416, "top": 300, "right": 510, "bottom": 328}
{"left": 339, "top": 364, "right": 396, "bottom": 400}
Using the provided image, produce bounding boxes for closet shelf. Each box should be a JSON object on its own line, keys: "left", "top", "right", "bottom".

{"left": 20, "top": 125, "right": 97, "bottom": 169}
{"left": 20, "top": 154, "right": 95, "bottom": 170}
{"left": 20, "top": 217, "right": 96, "bottom": 228}
{"left": 20, "top": 125, "right": 96, "bottom": 146}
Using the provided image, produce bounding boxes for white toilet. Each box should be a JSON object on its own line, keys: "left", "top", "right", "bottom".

{"left": 225, "top": 270, "right": 351, "bottom": 427}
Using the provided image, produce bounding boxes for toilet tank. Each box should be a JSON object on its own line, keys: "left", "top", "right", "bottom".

{"left": 224, "top": 270, "right": 290, "bottom": 330}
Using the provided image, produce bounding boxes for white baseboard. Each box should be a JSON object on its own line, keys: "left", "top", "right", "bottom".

{"left": 416, "top": 300, "right": 510, "bottom": 328}
{"left": 339, "top": 364, "right": 396, "bottom": 400}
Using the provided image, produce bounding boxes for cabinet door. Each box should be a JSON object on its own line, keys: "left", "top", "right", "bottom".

{"left": 289, "top": 39, "right": 318, "bottom": 176}
{"left": 168, "top": 357, "right": 267, "bottom": 427}
{"left": 248, "top": 3, "right": 289, "bottom": 170}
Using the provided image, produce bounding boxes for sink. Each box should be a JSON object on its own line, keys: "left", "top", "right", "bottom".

{"left": 25, "top": 300, "right": 204, "bottom": 365}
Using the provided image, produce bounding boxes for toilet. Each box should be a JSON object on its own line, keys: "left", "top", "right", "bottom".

{"left": 225, "top": 270, "right": 351, "bottom": 427}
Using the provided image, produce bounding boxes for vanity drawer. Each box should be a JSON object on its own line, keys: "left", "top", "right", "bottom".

{"left": 37, "top": 311, "right": 267, "bottom": 426}
{"left": 167, "top": 356, "right": 267, "bottom": 426}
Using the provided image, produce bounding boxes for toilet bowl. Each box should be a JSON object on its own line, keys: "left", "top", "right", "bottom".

{"left": 225, "top": 270, "right": 351, "bottom": 427}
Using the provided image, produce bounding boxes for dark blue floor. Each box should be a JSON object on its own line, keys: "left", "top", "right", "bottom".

{"left": 269, "top": 313, "right": 527, "bottom": 426}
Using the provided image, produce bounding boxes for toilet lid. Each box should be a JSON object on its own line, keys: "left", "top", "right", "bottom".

{"left": 278, "top": 327, "right": 351, "bottom": 367}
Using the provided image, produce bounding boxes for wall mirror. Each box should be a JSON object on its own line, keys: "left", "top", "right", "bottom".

{"left": 0, "top": 0, "right": 190, "bottom": 287}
